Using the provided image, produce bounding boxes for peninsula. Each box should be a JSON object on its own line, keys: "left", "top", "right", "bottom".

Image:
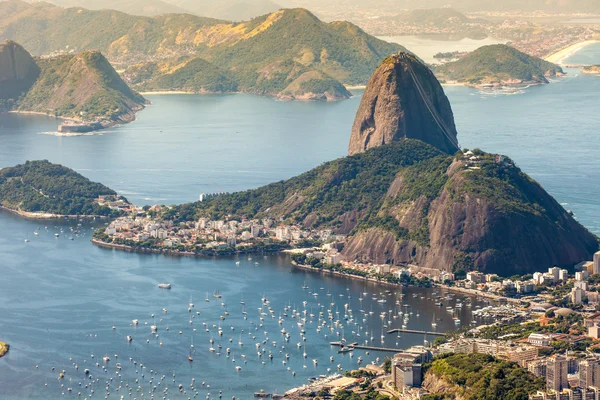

{"left": 92, "top": 53, "right": 599, "bottom": 277}
{"left": 0, "top": 160, "right": 131, "bottom": 218}
{"left": 0, "top": 40, "right": 146, "bottom": 132}
{"left": 434, "top": 44, "right": 564, "bottom": 87}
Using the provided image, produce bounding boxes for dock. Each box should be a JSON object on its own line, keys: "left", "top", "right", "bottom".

{"left": 330, "top": 341, "right": 419, "bottom": 353}
{"left": 386, "top": 328, "right": 445, "bottom": 336}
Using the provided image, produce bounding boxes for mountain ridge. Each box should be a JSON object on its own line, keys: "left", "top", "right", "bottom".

{"left": 0, "top": 2, "right": 403, "bottom": 99}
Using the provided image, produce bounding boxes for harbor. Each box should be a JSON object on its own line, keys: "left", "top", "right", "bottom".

{"left": 0, "top": 214, "right": 496, "bottom": 399}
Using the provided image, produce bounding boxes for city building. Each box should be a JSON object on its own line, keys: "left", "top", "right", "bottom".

{"left": 579, "top": 359, "right": 600, "bottom": 388}
{"left": 467, "top": 271, "right": 485, "bottom": 284}
{"left": 559, "top": 269, "right": 569, "bottom": 281}
{"left": 549, "top": 267, "right": 560, "bottom": 282}
{"left": 527, "top": 359, "right": 547, "bottom": 378}
{"left": 595, "top": 251, "right": 600, "bottom": 275}
{"left": 572, "top": 287, "right": 585, "bottom": 304}
{"left": 529, "top": 333, "right": 553, "bottom": 347}
{"left": 546, "top": 354, "right": 569, "bottom": 392}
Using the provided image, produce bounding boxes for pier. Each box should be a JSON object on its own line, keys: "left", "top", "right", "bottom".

{"left": 330, "top": 340, "right": 438, "bottom": 353}
{"left": 386, "top": 328, "right": 445, "bottom": 336}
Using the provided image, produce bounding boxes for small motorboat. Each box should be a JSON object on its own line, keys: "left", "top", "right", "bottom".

{"left": 157, "top": 283, "right": 171, "bottom": 289}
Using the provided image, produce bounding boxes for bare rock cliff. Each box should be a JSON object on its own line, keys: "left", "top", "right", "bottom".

{"left": 348, "top": 52, "right": 459, "bottom": 155}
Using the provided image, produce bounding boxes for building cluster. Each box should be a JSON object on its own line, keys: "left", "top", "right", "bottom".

{"left": 437, "top": 338, "right": 539, "bottom": 366}
{"left": 96, "top": 195, "right": 137, "bottom": 214}
{"left": 530, "top": 355, "right": 600, "bottom": 400}
{"left": 103, "top": 214, "right": 346, "bottom": 254}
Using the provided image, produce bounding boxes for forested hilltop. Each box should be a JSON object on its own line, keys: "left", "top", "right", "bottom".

{"left": 0, "top": 161, "right": 127, "bottom": 217}
{"left": 435, "top": 44, "right": 564, "bottom": 86}
{"left": 0, "top": 1, "right": 402, "bottom": 100}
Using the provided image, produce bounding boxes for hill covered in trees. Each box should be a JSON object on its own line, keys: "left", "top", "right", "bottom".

{"left": 435, "top": 44, "right": 564, "bottom": 86}
{"left": 0, "top": 160, "right": 126, "bottom": 217}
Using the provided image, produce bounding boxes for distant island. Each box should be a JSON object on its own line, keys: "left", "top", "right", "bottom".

{"left": 582, "top": 65, "right": 600, "bottom": 75}
{"left": 0, "top": 40, "right": 146, "bottom": 133}
{"left": 0, "top": 160, "right": 130, "bottom": 218}
{"left": 0, "top": 2, "right": 403, "bottom": 101}
{"left": 434, "top": 44, "right": 564, "bottom": 87}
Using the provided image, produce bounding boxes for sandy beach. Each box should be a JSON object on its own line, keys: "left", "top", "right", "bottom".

{"left": 545, "top": 40, "right": 600, "bottom": 64}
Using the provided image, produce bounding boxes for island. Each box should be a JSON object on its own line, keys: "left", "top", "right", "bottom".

{"left": 0, "top": 160, "right": 132, "bottom": 218}
{"left": 92, "top": 53, "right": 599, "bottom": 278}
{"left": 582, "top": 65, "right": 600, "bottom": 75}
{"left": 0, "top": 2, "right": 404, "bottom": 101}
{"left": 434, "top": 44, "right": 564, "bottom": 88}
{"left": 0, "top": 40, "right": 146, "bottom": 133}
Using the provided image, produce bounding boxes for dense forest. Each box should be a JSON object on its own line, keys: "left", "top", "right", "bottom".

{"left": 0, "top": 160, "right": 125, "bottom": 216}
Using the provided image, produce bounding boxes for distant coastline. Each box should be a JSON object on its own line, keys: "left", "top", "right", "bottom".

{"left": 545, "top": 40, "right": 600, "bottom": 64}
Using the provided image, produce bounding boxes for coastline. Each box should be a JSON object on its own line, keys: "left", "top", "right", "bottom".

{"left": 545, "top": 40, "right": 600, "bottom": 64}
{"left": 0, "top": 205, "right": 109, "bottom": 220}
{"left": 0, "top": 341, "right": 9, "bottom": 358}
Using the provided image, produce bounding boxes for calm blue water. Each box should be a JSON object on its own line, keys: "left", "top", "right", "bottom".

{"left": 0, "top": 44, "right": 599, "bottom": 399}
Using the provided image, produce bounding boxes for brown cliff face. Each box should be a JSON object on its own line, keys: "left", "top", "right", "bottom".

{"left": 0, "top": 40, "right": 39, "bottom": 100}
{"left": 348, "top": 52, "right": 459, "bottom": 156}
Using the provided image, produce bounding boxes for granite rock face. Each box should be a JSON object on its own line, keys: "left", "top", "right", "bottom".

{"left": 348, "top": 52, "right": 459, "bottom": 156}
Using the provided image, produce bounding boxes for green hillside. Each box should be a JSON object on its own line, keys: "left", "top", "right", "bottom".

{"left": 0, "top": 2, "right": 403, "bottom": 98}
{"left": 165, "top": 139, "right": 444, "bottom": 225}
{"left": 422, "top": 353, "right": 545, "bottom": 400}
{"left": 18, "top": 50, "right": 146, "bottom": 122}
{"left": 0, "top": 160, "right": 125, "bottom": 216}
{"left": 435, "top": 44, "right": 564, "bottom": 85}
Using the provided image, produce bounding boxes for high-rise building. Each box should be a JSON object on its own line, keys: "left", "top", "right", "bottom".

{"left": 579, "top": 358, "right": 600, "bottom": 388}
{"left": 594, "top": 251, "right": 600, "bottom": 275}
{"left": 546, "top": 354, "right": 568, "bottom": 392}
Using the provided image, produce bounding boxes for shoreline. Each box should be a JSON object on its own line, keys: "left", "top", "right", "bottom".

{"left": 0, "top": 205, "right": 109, "bottom": 220}
{"left": 544, "top": 40, "right": 600, "bottom": 64}
{"left": 91, "top": 238, "right": 284, "bottom": 258}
